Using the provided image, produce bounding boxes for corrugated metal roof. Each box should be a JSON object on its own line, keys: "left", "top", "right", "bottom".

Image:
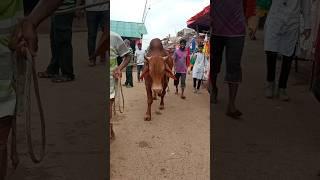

{"left": 111, "top": 20, "right": 148, "bottom": 38}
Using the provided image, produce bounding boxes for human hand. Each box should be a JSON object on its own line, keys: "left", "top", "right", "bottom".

{"left": 113, "top": 67, "right": 122, "bottom": 79}
{"left": 10, "top": 18, "right": 38, "bottom": 58}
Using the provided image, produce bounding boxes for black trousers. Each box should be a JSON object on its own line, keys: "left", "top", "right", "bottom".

{"left": 211, "top": 36, "right": 245, "bottom": 83}
{"left": 137, "top": 65, "right": 144, "bottom": 81}
{"left": 125, "top": 66, "right": 133, "bottom": 86}
{"left": 266, "top": 51, "right": 293, "bottom": 89}
{"left": 86, "top": 11, "right": 108, "bottom": 59}
{"left": 47, "top": 13, "right": 74, "bottom": 78}
{"left": 193, "top": 78, "right": 202, "bottom": 90}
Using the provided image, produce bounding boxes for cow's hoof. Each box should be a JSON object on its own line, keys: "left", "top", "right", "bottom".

{"left": 159, "top": 105, "right": 164, "bottom": 110}
{"left": 144, "top": 116, "right": 151, "bottom": 121}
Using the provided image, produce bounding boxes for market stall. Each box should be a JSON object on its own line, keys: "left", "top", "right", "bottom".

{"left": 187, "top": 5, "right": 210, "bottom": 33}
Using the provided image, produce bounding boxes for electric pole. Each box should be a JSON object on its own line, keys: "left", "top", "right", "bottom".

{"left": 142, "top": 0, "right": 147, "bottom": 23}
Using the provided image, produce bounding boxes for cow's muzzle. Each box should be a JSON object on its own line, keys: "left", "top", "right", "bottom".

{"left": 153, "top": 88, "right": 163, "bottom": 95}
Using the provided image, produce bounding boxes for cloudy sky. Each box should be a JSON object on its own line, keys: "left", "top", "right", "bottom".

{"left": 110, "top": 0, "right": 209, "bottom": 49}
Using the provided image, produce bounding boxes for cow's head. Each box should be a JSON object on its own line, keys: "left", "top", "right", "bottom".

{"left": 140, "top": 55, "right": 176, "bottom": 94}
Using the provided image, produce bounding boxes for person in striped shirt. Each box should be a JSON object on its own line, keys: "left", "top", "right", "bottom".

{"left": 109, "top": 31, "right": 131, "bottom": 140}
{"left": 0, "top": 0, "right": 65, "bottom": 178}
{"left": 37, "top": 0, "right": 81, "bottom": 83}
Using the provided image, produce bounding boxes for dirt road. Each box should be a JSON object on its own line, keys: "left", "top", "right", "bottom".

{"left": 110, "top": 73, "right": 210, "bottom": 179}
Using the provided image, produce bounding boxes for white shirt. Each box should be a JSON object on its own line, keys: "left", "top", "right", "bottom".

{"left": 135, "top": 49, "right": 145, "bottom": 65}
{"left": 85, "top": 0, "right": 108, "bottom": 11}
{"left": 192, "top": 52, "right": 208, "bottom": 80}
{"left": 264, "top": 0, "right": 311, "bottom": 56}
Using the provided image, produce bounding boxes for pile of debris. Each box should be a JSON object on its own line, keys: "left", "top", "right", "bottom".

{"left": 162, "top": 28, "right": 197, "bottom": 49}
{"left": 162, "top": 28, "right": 209, "bottom": 51}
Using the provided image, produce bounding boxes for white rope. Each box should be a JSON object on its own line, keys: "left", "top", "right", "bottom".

{"left": 113, "top": 77, "right": 124, "bottom": 115}
{"left": 12, "top": 50, "right": 46, "bottom": 165}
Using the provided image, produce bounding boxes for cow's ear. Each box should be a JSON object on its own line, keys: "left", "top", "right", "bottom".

{"left": 140, "top": 69, "right": 149, "bottom": 79}
{"left": 165, "top": 69, "right": 176, "bottom": 80}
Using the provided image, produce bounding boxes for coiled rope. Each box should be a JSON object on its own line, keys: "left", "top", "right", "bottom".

{"left": 11, "top": 50, "right": 46, "bottom": 167}
{"left": 113, "top": 77, "right": 124, "bottom": 115}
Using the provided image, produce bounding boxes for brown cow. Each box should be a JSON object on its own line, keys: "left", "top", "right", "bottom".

{"left": 140, "top": 52, "right": 176, "bottom": 121}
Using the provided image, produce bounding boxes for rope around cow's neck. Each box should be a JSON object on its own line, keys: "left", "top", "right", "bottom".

{"left": 113, "top": 76, "right": 124, "bottom": 115}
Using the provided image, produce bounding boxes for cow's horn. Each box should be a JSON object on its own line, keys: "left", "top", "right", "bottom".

{"left": 144, "top": 55, "right": 151, "bottom": 61}
{"left": 162, "top": 56, "right": 168, "bottom": 60}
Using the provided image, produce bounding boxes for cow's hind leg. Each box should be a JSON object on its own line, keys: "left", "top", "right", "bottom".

{"left": 145, "top": 87, "right": 153, "bottom": 121}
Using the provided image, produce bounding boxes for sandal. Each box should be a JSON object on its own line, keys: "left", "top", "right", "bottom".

{"left": 37, "top": 71, "right": 56, "bottom": 78}
{"left": 51, "top": 75, "right": 75, "bottom": 83}
{"left": 180, "top": 95, "right": 186, "bottom": 99}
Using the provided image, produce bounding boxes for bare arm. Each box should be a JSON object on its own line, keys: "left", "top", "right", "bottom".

{"left": 113, "top": 53, "right": 132, "bottom": 79}
{"left": 27, "top": 0, "right": 64, "bottom": 27}
{"left": 14, "top": 0, "right": 64, "bottom": 56}
{"left": 119, "top": 53, "right": 131, "bottom": 71}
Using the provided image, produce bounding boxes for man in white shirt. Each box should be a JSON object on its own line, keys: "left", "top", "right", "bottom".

{"left": 134, "top": 42, "right": 145, "bottom": 82}
{"left": 84, "top": 0, "right": 109, "bottom": 66}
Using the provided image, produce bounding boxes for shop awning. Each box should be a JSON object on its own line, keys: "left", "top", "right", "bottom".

{"left": 187, "top": 5, "right": 210, "bottom": 32}
{"left": 111, "top": 20, "right": 148, "bottom": 38}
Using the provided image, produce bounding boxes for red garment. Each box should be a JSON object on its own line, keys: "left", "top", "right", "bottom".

{"left": 186, "top": 47, "right": 191, "bottom": 67}
{"left": 243, "top": 0, "right": 256, "bottom": 19}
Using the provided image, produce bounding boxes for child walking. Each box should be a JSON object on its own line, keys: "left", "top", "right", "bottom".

{"left": 192, "top": 44, "right": 208, "bottom": 93}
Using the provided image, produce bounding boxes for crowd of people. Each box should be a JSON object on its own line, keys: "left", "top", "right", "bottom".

{"left": 118, "top": 36, "right": 210, "bottom": 100}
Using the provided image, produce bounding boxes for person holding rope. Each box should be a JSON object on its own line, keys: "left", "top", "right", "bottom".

{"left": 109, "top": 31, "right": 132, "bottom": 140}
{"left": 0, "top": 0, "right": 71, "bottom": 178}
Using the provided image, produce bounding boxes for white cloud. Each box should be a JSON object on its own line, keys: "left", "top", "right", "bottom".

{"left": 110, "top": 0, "right": 209, "bottom": 49}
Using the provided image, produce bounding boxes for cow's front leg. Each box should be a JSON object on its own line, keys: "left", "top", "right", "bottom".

{"left": 159, "top": 85, "right": 167, "bottom": 110}
{"left": 145, "top": 87, "right": 153, "bottom": 121}
{"left": 153, "top": 91, "right": 158, "bottom": 100}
